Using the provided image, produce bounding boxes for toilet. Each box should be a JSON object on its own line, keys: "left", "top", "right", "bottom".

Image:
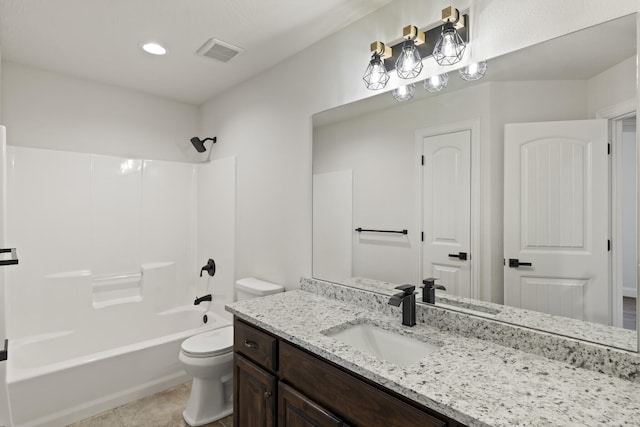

{"left": 179, "top": 277, "right": 284, "bottom": 426}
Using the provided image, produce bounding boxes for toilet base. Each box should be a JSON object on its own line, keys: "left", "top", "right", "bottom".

{"left": 182, "top": 376, "right": 233, "bottom": 427}
{"left": 183, "top": 407, "right": 233, "bottom": 427}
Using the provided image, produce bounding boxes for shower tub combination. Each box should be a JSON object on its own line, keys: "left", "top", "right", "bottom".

{"left": 6, "top": 301, "right": 230, "bottom": 427}
{"left": 3, "top": 147, "right": 237, "bottom": 426}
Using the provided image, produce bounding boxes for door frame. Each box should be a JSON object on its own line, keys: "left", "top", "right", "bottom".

{"left": 414, "top": 119, "right": 481, "bottom": 298}
{"left": 598, "top": 99, "right": 637, "bottom": 327}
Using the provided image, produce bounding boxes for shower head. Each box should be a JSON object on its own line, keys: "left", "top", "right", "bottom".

{"left": 190, "top": 136, "right": 217, "bottom": 153}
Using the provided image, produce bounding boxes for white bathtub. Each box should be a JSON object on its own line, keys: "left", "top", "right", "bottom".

{"left": 6, "top": 305, "right": 231, "bottom": 427}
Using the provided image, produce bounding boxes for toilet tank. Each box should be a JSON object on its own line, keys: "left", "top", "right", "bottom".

{"left": 235, "top": 277, "right": 284, "bottom": 301}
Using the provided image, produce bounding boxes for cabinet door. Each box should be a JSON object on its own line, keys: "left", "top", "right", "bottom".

{"left": 234, "top": 354, "right": 277, "bottom": 427}
{"left": 278, "top": 382, "right": 344, "bottom": 427}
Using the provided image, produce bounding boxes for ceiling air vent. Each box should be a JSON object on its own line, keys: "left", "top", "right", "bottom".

{"left": 196, "top": 38, "right": 244, "bottom": 63}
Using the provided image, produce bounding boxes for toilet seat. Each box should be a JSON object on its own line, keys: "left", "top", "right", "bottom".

{"left": 181, "top": 326, "right": 233, "bottom": 358}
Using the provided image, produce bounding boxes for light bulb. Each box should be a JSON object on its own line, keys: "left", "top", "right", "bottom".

{"left": 459, "top": 61, "right": 487, "bottom": 81}
{"left": 423, "top": 73, "right": 449, "bottom": 93}
{"left": 395, "top": 40, "right": 423, "bottom": 79}
{"left": 363, "top": 53, "right": 390, "bottom": 90}
{"left": 433, "top": 23, "right": 466, "bottom": 66}
{"left": 392, "top": 84, "right": 416, "bottom": 102}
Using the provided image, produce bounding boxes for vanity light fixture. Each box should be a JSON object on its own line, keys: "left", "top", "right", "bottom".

{"left": 459, "top": 61, "right": 487, "bottom": 81}
{"left": 362, "top": 6, "right": 469, "bottom": 90}
{"left": 392, "top": 83, "right": 416, "bottom": 101}
{"left": 140, "top": 42, "right": 167, "bottom": 56}
{"left": 423, "top": 73, "right": 449, "bottom": 92}
{"left": 363, "top": 41, "right": 392, "bottom": 90}
{"left": 432, "top": 6, "right": 467, "bottom": 66}
{"left": 395, "top": 26, "right": 425, "bottom": 79}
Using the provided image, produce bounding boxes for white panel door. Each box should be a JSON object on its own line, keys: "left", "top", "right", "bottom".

{"left": 423, "top": 131, "right": 471, "bottom": 297}
{"left": 504, "top": 120, "right": 609, "bottom": 324}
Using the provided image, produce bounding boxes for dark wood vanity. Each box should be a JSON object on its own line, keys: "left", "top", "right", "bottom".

{"left": 233, "top": 317, "right": 466, "bottom": 427}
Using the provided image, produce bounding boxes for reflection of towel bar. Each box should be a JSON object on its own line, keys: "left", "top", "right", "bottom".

{"left": 0, "top": 248, "right": 18, "bottom": 266}
{"left": 355, "top": 228, "right": 408, "bottom": 235}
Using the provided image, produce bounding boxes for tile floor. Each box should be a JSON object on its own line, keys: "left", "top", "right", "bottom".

{"left": 67, "top": 382, "right": 232, "bottom": 427}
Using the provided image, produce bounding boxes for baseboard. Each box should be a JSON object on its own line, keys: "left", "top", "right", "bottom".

{"left": 623, "top": 288, "right": 637, "bottom": 298}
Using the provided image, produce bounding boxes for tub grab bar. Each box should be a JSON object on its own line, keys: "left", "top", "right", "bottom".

{"left": 0, "top": 248, "right": 18, "bottom": 266}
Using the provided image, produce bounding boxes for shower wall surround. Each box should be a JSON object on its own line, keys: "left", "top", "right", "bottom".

{"left": 5, "top": 146, "right": 235, "bottom": 341}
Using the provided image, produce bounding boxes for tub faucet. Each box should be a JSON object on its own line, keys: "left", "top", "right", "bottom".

{"left": 388, "top": 284, "right": 416, "bottom": 327}
{"left": 194, "top": 294, "right": 212, "bottom": 305}
{"left": 421, "top": 278, "right": 446, "bottom": 304}
{"left": 200, "top": 258, "right": 216, "bottom": 277}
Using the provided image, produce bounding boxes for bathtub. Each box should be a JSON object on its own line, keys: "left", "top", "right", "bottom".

{"left": 6, "top": 305, "right": 231, "bottom": 427}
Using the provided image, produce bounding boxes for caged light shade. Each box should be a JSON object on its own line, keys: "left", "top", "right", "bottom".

{"left": 423, "top": 73, "right": 449, "bottom": 92}
{"left": 395, "top": 40, "right": 423, "bottom": 79}
{"left": 363, "top": 42, "right": 392, "bottom": 90}
{"left": 433, "top": 22, "right": 466, "bottom": 66}
{"left": 459, "top": 61, "right": 487, "bottom": 81}
{"left": 392, "top": 83, "right": 416, "bottom": 101}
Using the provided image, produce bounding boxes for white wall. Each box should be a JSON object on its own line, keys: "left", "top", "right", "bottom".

{"left": 196, "top": 156, "right": 236, "bottom": 320}
{"left": 588, "top": 56, "right": 637, "bottom": 116}
{"left": 200, "top": 0, "right": 639, "bottom": 290}
{"left": 1, "top": 61, "right": 199, "bottom": 162}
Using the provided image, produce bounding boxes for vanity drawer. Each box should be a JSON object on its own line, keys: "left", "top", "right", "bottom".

{"left": 234, "top": 318, "right": 277, "bottom": 372}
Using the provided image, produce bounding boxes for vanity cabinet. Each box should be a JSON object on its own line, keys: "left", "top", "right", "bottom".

{"left": 234, "top": 354, "right": 276, "bottom": 427}
{"left": 233, "top": 318, "right": 465, "bottom": 427}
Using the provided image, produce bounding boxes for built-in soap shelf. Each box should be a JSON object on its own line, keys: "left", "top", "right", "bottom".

{"left": 91, "top": 273, "right": 143, "bottom": 308}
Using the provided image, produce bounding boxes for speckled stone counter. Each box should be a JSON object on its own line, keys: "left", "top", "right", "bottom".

{"left": 341, "top": 276, "right": 637, "bottom": 351}
{"left": 303, "top": 277, "right": 640, "bottom": 382}
{"left": 227, "top": 290, "right": 640, "bottom": 427}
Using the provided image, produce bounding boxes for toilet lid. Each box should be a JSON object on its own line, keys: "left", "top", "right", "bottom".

{"left": 181, "top": 326, "right": 233, "bottom": 357}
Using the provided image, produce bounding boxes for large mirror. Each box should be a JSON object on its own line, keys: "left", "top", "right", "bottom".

{"left": 312, "top": 14, "right": 638, "bottom": 351}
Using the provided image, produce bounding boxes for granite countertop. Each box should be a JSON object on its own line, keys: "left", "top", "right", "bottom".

{"left": 226, "top": 290, "right": 640, "bottom": 427}
{"left": 342, "top": 276, "right": 637, "bottom": 351}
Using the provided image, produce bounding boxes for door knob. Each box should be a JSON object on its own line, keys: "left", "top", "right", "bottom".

{"left": 508, "top": 258, "right": 532, "bottom": 268}
{"left": 448, "top": 252, "right": 468, "bottom": 261}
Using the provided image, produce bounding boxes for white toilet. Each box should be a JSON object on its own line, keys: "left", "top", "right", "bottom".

{"left": 179, "top": 277, "right": 284, "bottom": 426}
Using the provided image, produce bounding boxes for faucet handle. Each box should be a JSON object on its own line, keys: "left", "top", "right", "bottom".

{"left": 394, "top": 284, "right": 415, "bottom": 295}
{"left": 422, "top": 278, "right": 446, "bottom": 291}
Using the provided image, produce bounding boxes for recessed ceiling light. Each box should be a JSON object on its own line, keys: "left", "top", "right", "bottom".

{"left": 140, "top": 42, "right": 167, "bottom": 56}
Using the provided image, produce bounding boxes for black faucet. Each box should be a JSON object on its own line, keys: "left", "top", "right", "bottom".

{"left": 421, "top": 278, "right": 446, "bottom": 304}
{"left": 388, "top": 284, "right": 416, "bottom": 327}
{"left": 194, "top": 294, "right": 212, "bottom": 305}
{"left": 200, "top": 259, "right": 216, "bottom": 277}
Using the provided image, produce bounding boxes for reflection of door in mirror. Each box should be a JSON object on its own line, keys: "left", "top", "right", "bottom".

{"left": 504, "top": 120, "right": 609, "bottom": 324}
{"left": 421, "top": 130, "right": 472, "bottom": 298}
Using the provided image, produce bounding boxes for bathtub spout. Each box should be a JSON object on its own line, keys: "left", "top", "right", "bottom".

{"left": 194, "top": 294, "right": 212, "bottom": 305}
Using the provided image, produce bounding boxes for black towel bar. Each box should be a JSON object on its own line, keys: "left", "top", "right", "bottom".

{"left": 355, "top": 228, "right": 408, "bottom": 235}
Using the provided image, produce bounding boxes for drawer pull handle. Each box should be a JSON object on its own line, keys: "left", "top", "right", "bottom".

{"left": 244, "top": 339, "right": 258, "bottom": 349}
{"left": 264, "top": 391, "right": 272, "bottom": 399}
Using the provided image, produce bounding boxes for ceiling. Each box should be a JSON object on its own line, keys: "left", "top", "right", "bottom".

{"left": 0, "top": 0, "right": 392, "bottom": 105}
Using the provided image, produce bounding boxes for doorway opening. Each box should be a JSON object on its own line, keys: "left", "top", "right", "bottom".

{"left": 611, "top": 112, "right": 637, "bottom": 329}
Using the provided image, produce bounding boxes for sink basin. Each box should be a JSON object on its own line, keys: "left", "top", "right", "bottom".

{"left": 324, "top": 322, "right": 440, "bottom": 367}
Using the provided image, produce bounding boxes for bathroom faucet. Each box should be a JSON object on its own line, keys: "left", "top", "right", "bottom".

{"left": 194, "top": 294, "right": 212, "bottom": 305}
{"left": 200, "top": 259, "right": 216, "bottom": 277}
{"left": 421, "top": 278, "right": 446, "bottom": 304}
{"left": 388, "top": 285, "right": 416, "bottom": 327}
